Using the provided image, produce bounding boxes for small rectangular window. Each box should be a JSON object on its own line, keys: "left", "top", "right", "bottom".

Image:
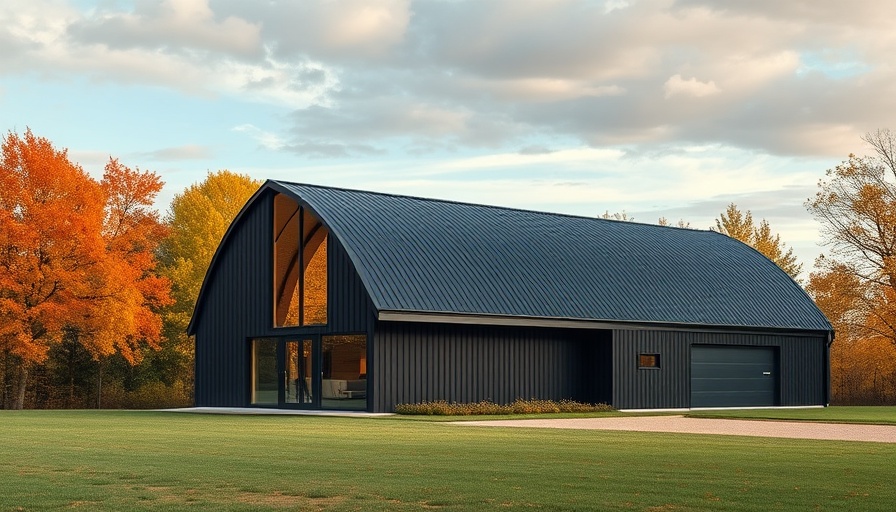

{"left": 638, "top": 353, "right": 660, "bottom": 369}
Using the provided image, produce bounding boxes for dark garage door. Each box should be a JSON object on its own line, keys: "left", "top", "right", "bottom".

{"left": 691, "top": 346, "right": 777, "bottom": 408}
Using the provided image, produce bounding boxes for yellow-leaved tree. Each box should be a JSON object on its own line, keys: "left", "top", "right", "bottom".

{"left": 158, "top": 171, "right": 261, "bottom": 390}
{"left": 714, "top": 203, "right": 802, "bottom": 280}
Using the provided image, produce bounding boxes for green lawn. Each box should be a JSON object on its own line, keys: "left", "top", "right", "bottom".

{"left": 1, "top": 411, "right": 894, "bottom": 511}
{"left": 687, "top": 406, "right": 896, "bottom": 425}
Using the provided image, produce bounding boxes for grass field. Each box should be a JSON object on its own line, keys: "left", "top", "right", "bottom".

{"left": 1, "top": 411, "right": 895, "bottom": 511}
{"left": 687, "top": 406, "right": 896, "bottom": 425}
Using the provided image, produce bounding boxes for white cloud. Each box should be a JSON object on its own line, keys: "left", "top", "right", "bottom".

{"left": 68, "top": 0, "right": 262, "bottom": 57}
{"left": 234, "top": 0, "right": 411, "bottom": 60}
{"left": 0, "top": 0, "right": 339, "bottom": 109}
{"left": 319, "top": 1, "right": 409, "bottom": 51}
{"left": 725, "top": 52, "right": 800, "bottom": 94}
{"left": 219, "top": 51, "right": 338, "bottom": 109}
{"left": 469, "top": 77, "right": 625, "bottom": 102}
{"left": 233, "top": 124, "right": 287, "bottom": 150}
{"left": 663, "top": 74, "right": 721, "bottom": 99}
{"left": 141, "top": 144, "right": 212, "bottom": 161}
{"left": 7, "top": 0, "right": 893, "bottom": 159}
{"left": 604, "top": 0, "right": 630, "bottom": 14}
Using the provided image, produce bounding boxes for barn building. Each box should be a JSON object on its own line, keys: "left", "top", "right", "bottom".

{"left": 187, "top": 181, "right": 833, "bottom": 412}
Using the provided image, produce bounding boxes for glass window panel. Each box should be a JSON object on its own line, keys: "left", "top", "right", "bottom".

{"left": 273, "top": 194, "right": 300, "bottom": 327}
{"left": 274, "top": 195, "right": 328, "bottom": 327}
{"left": 321, "top": 334, "right": 367, "bottom": 410}
{"left": 251, "top": 339, "right": 278, "bottom": 404}
{"left": 285, "top": 340, "right": 314, "bottom": 404}
{"left": 303, "top": 234, "right": 328, "bottom": 325}
{"left": 638, "top": 353, "right": 660, "bottom": 369}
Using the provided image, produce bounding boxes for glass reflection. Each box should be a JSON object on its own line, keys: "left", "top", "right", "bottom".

{"left": 251, "top": 339, "right": 278, "bottom": 405}
{"left": 321, "top": 334, "right": 367, "bottom": 410}
{"left": 285, "top": 339, "right": 314, "bottom": 404}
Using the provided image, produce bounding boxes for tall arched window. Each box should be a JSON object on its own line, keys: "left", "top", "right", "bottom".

{"left": 273, "top": 193, "right": 328, "bottom": 327}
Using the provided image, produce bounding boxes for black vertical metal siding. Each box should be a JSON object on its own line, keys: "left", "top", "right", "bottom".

{"left": 611, "top": 329, "right": 826, "bottom": 409}
{"left": 327, "top": 237, "right": 376, "bottom": 333}
{"left": 194, "top": 193, "right": 273, "bottom": 406}
{"left": 193, "top": 191, "right": 377, "bottom": 407}
{"left": 372, "top": 322, "right": 611, "bottom": 412}
{"left": 777, "top": 334, "right": 826, "bottom": 405}
{"left": 612, "top": 330, "right": 690, "bottom": 409}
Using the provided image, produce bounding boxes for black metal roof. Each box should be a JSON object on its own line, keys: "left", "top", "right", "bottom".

{"left": 188, "top": 180, "right": 832, "bottom": 334}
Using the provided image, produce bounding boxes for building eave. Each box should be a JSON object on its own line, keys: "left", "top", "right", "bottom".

{"left": 376, "top": 310, "right": 832, "bottom": 337}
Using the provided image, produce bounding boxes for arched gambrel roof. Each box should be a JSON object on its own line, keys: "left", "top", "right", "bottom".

{"left": 188, "top": 180, "right": 832, "bottom": 335}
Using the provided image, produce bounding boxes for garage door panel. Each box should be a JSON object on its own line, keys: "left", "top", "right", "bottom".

{"left": 691, "top": 346, "right": 777, "bottom": 408}
{"left": 692, "top": 363, "right": 770, "bottom": 380}
{"left": 692, "top": 390, "right": 775, "bottom": 405}
{"left": 693, "top": 347, "right": 773, "bottom": 364}
{"left": 691, "top": 377, "right": 772, "bottom": 393}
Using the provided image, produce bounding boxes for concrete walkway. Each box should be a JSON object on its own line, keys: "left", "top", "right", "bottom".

{"left": 455, "top": 415, "right": 896, "bottom": 443}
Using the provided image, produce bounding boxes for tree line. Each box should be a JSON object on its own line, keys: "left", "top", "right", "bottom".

{"left": 0, "top": 129, "right": 259, "bottom": 409}
{"left": 2, "top": 128, "right": 895, "bottom": 407}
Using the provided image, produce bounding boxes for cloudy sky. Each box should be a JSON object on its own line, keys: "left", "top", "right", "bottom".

{"left": 2, "top": 0, "right": 894, "bottom": 274}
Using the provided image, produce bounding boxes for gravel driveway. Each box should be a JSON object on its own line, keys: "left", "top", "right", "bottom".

{"left": 454, "top": 415, "right": 896, "bottom": 443}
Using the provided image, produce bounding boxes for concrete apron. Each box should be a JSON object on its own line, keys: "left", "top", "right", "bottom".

{"left": 453, "top": 415, "right": 896, "bottom": 443}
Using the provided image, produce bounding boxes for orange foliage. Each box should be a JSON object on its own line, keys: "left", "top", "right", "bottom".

{"left": 0, "top": 129, "right": 106, "bottom": 364}
{"left": 808, "top": 259, "right": 896, "bottom": 404}
{"left": 805, "top": 130, "right": 896, "bottom": 404}
{"left": 806, "top": 259, "right": 863, "bottom": 340}
{"left": 830, "top": 336, "right": 896, "bottom": 404}
{"left": 0, "top": 130, "right": 171, "bottom": 406}
{"left": 75, "top": 158, "right": 172, "bottom": 364}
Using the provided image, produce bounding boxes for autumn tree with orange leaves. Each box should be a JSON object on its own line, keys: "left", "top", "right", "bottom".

{"left": 0, "top": 129, "right": 170, "bottom": 409}
{"left": 806, "top": 129, "right": 896, "bottom": 404}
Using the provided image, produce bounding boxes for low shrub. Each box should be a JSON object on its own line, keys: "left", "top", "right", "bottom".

{"left": 395, "top": 398, "right": 614, "bottom": 415}
{"left": 100, "top": 380, "right": 193, "bottom": 409}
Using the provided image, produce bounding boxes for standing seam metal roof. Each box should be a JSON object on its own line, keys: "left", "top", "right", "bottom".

{"left": 264, "top": 181, "right": 830, "bottom": 332}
